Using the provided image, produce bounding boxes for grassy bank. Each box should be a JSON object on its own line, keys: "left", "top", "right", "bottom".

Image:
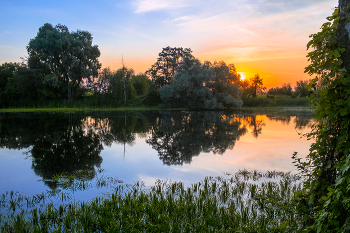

{"left": 0, "top": 106, "right": 165, "bottom": 113}
{"left": 242, "top": 96, "right": 310, "bottom": 108}
{"left": 0, "top": 106, "right": 313, "bottom": 113}
{"left": 1, "top": 170, "right": 302, "bottom": 232}
{"left": 0, "top": 95, "right": 311, "bottom": 113}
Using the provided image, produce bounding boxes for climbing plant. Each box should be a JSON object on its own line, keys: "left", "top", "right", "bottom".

{"left": 295, "top": 6, "right": 350, "bottom": 232}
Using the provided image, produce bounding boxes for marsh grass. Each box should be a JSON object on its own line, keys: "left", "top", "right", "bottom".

{"left": 1, "top": 94, "right": 309, "bottom": 113}
{"left": 0, "top": 95, "right": 161, "bottom": 112}
{"left": 1, "top": 170, "right": 302, "bottom": 232}
{"left": 243, "top": 96, "right": 310, "bottom": 107}
{"left": 0, "top": 106, "right": 164, "bottom": 113}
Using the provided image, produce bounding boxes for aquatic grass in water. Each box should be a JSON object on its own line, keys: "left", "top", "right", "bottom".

{"left": 1, "top": 170, "right": 302, "bottom": 232}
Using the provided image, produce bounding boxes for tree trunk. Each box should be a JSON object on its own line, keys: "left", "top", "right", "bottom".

{"left": 338, "top": 0, "right": 350, "bottom": 71}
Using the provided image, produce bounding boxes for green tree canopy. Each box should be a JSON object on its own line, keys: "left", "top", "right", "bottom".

{"left": 108, "top": 67, "right": 136, "bottom": 103}
{"left": 131, "top": 73, "right": 151, "bottom": 96}
{"left": 208, "top": 61, "right": 242, "bottom": 108}
{"left": 159, "top": 56, "right": 243, "bottom": 109}
{"left": 27, "top": 23, "right": 101, "bottom": 101}
{"left": 146, "top": 46, "right": 193, "bottom": 89}
{"left": 0, "top": 63, "right": 42, "bottom": 107}
{"left": 159, "top": 57, "right": 219, "bottom": 109}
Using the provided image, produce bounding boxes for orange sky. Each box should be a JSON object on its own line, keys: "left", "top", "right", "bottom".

{"left": 101, "top": 49, "right": 311, "bottom": 88}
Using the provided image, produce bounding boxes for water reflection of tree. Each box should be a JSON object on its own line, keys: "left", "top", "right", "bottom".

{"left": 0, "top": 113, "right": 68, "bottom": 149}
{"left": 242, "top": 115, "right": 266, "bottom": 138}
{"left": 146, "top": 111, "right": 247, "bottom": 165}
{"left": 264, "top": 111, "right": 314, "bottom": 126}
{"left": 28, "top": 112, "right": 151, "bottom": 187}
{"left": 0, "top": 113, "right": 105, "bottom": 188}
{"left": 82, "top": 112, "right": 150, "bottom": 147}
{"left": 294, "top": 115, "right": 314, "bottom": 130}
{"left": 258, "top": 111, "right": 315, "bottom": 133}
{"left": 30, "top": 125, "right": 103, "bottom": 186}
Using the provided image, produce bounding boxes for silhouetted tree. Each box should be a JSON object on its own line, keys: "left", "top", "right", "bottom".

{"left": 267, "top": 83, "right": 293, "bottom": 96}
{"left": 249, "top": 73, "right": 266, "bottom": 98}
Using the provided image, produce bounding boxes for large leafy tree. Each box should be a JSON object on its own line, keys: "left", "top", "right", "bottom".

{"left": 146, "top": 46, "right": 193, "bottom": 89}
{"left": 159, "top": 57, "right": 243, "bottom": 109}
{"left": 209, "top": 61, "right": 242, "bottom": 108}
{"left": 27, "top": 23, "right": 101, "bottom": 102}
{"left": 159, "top": 57, "right": 218, "bottom": 109}
{"left": 295, "top": 2, "right": 350, "bottom": 231}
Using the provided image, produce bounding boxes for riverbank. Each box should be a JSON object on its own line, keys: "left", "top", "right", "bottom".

{"left": 0, "top": 106, "right": 312, "bottom": 113}
{"left": 0, "top": 106, "right": 165, "bottom": 113}
{"left": 0, "top": 94, "right": 310, "bottom": 113}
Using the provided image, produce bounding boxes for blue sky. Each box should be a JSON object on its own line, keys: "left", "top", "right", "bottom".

{"left": 0, "top": 0, "right": 338, "bottom": 87}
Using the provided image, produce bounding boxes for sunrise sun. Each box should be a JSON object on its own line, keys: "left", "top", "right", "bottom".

{"left": 237, "top": 72, "right": 246, "bottom": 81}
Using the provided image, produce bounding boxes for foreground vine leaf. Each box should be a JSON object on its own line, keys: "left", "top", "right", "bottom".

{"left": 295, "top": 1, "right": 350, "bottom": 231}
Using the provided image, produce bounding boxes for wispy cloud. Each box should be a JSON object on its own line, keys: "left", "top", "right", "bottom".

{"left": 133, "top": 0, "right": 193, "bottom": 13}
{"left": 169, "top": 16, "right": 193, "bottom": 22}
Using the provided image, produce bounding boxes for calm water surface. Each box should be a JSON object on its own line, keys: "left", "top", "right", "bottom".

{"left": 0, "top": 110, "right": 314, "bottom": 204}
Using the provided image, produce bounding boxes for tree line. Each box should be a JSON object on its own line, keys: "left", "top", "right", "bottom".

{"left": 0, "top": 23, "right": 309, "bottom": 109}
{"left": 266, "top": 80, "right": 309, "bottom": 98}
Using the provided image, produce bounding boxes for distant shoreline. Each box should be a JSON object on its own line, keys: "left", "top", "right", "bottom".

{"left": 0, "top": 106, "right": 313, "bottom": 113}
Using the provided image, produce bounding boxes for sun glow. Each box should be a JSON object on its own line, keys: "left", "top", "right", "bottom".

{"left": 237, "top": 72, "right": 246, "bottom": 81}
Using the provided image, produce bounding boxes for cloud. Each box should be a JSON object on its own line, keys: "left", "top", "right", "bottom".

{"left": 169, "top": 16, "right": 193, "bottom": 22}
{"left": 249, "top": 0, "right": 332, "bottom": 15}
{"left": 197, "top": 46, "right": 304, "bottom": 63}
{"left": 133, "top": 0, "right": 192, "bottom": 13}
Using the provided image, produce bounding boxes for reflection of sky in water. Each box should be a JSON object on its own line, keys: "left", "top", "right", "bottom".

{"left": 0, "top": 112, "right": 314, "bottom": 202}
{"left": 0, "top": 149, "right": 49, "bottom": 197}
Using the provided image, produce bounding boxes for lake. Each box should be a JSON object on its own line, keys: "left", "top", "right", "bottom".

{"left": 0, "top": 110, "right": 314, "bottom": 208}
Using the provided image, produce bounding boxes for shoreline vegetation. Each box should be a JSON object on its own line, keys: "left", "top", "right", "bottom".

{"left": 0, "top": 105, "right": 312, "bottom": 113}
{"left": 0, "top": 95, "right": 311, "bottom": 113}
{"left": 1, "top": 170, "right": 302, "bottom": 232}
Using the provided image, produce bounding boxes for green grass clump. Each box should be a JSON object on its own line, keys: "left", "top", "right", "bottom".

{"left": 243, "top": 96, "right": 310, "bottom": 107}
{"left": 1, "top": 170, "right": 302, "bottom": 232}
